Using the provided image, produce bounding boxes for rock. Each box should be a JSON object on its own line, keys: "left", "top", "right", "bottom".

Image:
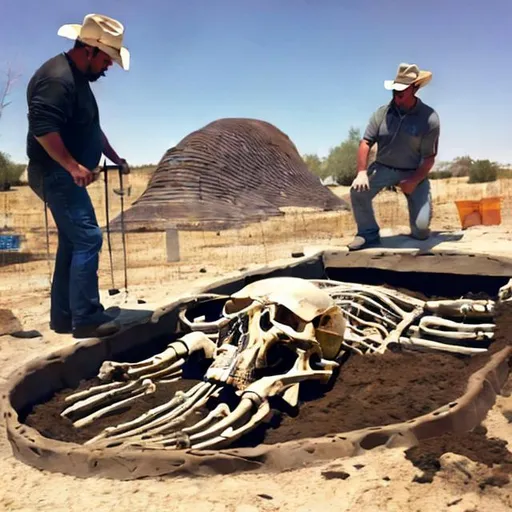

{"left": 321, "top": 470, "right": 350, "bottom": 480}
{"left": 0, "top": 309, "right": 23, "bottom": 336}
{"left": 439, "top": 453, "right": 475, "bottom": 481}
{"left": 10, "top": 330, "right": 42, "bottom": 339}
{"left": 479, "top": 471, "right": 510, "bottom": 489}
{"left": 439, "top": 452, "right": 512, "bottom": 491}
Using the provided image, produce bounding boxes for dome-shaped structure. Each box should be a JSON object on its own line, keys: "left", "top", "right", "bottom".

{"left": 111, "top": 118, "right": 348, "bottom": 231}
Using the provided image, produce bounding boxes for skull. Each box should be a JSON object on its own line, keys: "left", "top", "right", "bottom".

{"left": 205, "top": 277, "right": 347, "bottom": 390}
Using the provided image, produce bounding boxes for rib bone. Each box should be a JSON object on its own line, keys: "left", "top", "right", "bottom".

{"left": 399, "top": 336, "right": 489, "bottom": 355}
{"left": 64, "top": 380, "right": 127, "bottom": 405}
{"left": 128, "top": 403, "right": 232, "bottom": 449}
{"left": 425, "top": 299, "right": 495, "bottom": 317}
{"left": 71, "top": 379, "right": 157, "bottom": 428}
{"left": 186, "top": 350, "right": 333, "bottom": 449}
{"left": 121, "top": 383, "right": 219, "bottom": 444}
{"left": 85, "top": 381, "right": 217, "bottom": 446}
{"left": 409, "top": 316, "right": 495, "bottom": 342}
{"left": 61, "top": 379, "right": 151, "bottom": 420}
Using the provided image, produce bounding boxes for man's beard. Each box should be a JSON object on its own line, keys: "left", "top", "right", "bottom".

{"left": 85, "top": 66, "right": 107, "bottom": 82}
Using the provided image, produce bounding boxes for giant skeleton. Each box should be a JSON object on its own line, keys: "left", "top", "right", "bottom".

{"left": 61, "top": 277, "right": 495, "bottom": 450}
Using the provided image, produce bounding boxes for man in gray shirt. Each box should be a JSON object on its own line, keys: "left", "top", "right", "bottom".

{"left": 348, "top": 63, "right": 440, "bottom": 250}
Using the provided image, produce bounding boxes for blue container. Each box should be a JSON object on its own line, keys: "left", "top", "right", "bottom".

{"left": 0, "top": 235, "right": 21, "bottom": 251}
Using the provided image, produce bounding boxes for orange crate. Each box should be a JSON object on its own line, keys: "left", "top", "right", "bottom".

{"left": 455, "top": 200, "right": 481, "bottom": 229}
{"left": 479, "top": 196, "right": 502, "bottom": 226}
{"left": 454, "top": 197, "right": 502, "bottom": 229}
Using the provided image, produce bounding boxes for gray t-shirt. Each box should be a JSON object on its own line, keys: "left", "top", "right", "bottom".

{"left": 363, "top": 98, "right": 440, "bottom": 170}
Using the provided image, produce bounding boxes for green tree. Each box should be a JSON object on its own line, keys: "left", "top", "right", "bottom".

{"left": 448, "top": 155, "right": 473, "bottom": 177}
{"left": 468, "top": 159, "right": 499, "bottom": 184}
{"left": 0, "top": 151, "right": 24, "bottom": 189}
{"left": 302, "top": 153, "right": 326, "bottom": 178}
{"left": 429, "top": 170, "right": 452, "bottom": 180}
{"left": 323, "top": 127, "right": 361, "bottom": 186}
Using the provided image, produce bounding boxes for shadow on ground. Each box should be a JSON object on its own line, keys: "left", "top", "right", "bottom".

{"left": 377, "top": 231, "right": 464, "bottom": 252}
{"left": 105, "top": 307, "right": 154, "bottom": 327}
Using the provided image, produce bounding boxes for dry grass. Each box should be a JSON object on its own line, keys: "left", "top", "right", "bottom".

{"left": 1, "top": 171, "right": 512, "bottom": 296}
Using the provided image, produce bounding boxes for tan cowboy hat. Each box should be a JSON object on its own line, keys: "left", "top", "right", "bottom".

{"left": 384, "top": 63, "right": 432, "bottom": 91}
{"left": 57, "top": 14, "right": 130, "bottom": 71}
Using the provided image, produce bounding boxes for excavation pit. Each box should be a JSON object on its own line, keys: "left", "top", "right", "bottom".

{"left": 22, "top": 336, "right": 508, "bottom": 447}
{"left": 3, "top": 239, "right": 512, "bottom": 480}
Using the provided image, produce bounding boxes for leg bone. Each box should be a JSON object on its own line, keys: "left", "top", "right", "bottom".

{"left": 98, "top": 331, "right": 216, "bottom": 382}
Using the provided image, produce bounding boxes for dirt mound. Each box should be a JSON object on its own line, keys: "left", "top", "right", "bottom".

{"left": 405, "top": 425, "right": 512, "bottom": 486}
{"left": 256, "top": 350, "right": 480, "bottom": 446}
{"left": 109, "top": 118, "right": 348, "bottom": 232}
{"left": 0, "top": 308, "right": 22, "bottom": 336}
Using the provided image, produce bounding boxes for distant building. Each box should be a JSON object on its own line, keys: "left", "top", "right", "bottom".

{"left": 321, "top": 175, "right": 338, "bottom": 187}
{"left": 20, "top": 167, "right": 28, "bottom": 184}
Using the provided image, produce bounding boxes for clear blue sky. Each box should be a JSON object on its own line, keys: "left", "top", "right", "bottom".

{"left": 1, "top": 0, "right": 510, "bottom": 166}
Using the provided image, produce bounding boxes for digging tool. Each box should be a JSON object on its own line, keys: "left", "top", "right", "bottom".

{"left": 114, "top": 167, "right": 130, "bottom": 295}
{"left": 94, "top": 160, "right": 131, "bottom": 297}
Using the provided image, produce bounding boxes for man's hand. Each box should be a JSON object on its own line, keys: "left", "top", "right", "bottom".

{"left": 69, "top": 163, "right": 95, "bottom": 187}
{"left": 118, "top": 158, "right": 131, "bottom": 175}
{"left": 399, "top": 179, "right": 418, "bottom": 195}
{"left": 351, "top": 171, "right": 370, "bottom": 191}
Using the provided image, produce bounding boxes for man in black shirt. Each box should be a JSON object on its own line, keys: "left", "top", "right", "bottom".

{"left": 26, "top": 14, "right": 131, "bottom": 338}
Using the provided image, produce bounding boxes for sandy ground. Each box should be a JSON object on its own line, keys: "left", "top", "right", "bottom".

{"left": 1, "top": 173, "right": 512, "bottom": 511}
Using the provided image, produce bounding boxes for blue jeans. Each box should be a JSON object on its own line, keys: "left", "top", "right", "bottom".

{"left": 29, "top": 165, "right": 106, "bottom": 329}
{"left": 350, "top": 162, "right": 432, "bottom": 242}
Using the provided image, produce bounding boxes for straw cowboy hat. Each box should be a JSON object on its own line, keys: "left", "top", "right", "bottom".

{"left": 384, "top": 63, "right": 432, "bottom": 91}
{"left": 57, "top": 14, "right": 130, "bottom": 71}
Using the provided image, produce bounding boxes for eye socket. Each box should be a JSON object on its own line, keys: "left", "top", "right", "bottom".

{"left": 273, "top": 305, "right": 304, "bottom": 331}
{"left": 224, "top": 297, "right": 253, "bottom": 316}
{"left": 319, "top": 314, "right": 331, "bottom": 326}
{"left": 254, "top": 341, "right": 298, "bottom": 379}
{"left": 259, "top": 310, "right": 273, "bottom": 331}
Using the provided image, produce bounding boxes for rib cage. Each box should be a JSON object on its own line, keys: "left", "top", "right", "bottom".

{"left": 110, "top": 118, "right": 349, "bottom": 231}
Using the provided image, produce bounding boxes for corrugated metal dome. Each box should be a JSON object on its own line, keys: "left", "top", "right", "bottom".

{"left": 110, "top": 118, "right": 349, "bottom": 231}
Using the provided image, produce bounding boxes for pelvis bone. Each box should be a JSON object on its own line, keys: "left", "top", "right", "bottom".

{"left": 61, "top": 277, "right": 496, "bottom": 451}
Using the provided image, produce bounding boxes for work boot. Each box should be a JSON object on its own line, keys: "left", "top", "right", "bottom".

{"left": 72, "top": 318, "right": 121, "bottom": 339}
{"left": 49, "top": 322, "right": 73, "bottom": 334}
{"left": 347, "top": 235, "right": 381, "bottom": 251}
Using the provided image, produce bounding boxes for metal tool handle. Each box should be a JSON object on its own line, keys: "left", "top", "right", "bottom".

{"left": 103, "top": 164, "right": 123, "bottom": 171}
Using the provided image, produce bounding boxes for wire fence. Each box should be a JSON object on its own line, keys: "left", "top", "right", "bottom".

{"left": 2, "top": 171, "right": 512, "bottom": 296}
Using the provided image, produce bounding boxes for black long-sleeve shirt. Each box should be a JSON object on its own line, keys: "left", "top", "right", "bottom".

{"left": 26, "top": 53, "right": 103, "bottom": 171}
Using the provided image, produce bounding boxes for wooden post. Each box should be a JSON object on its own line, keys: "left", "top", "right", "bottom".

{"left": 166, "top": 229, "right": 180, "bottom": 262}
